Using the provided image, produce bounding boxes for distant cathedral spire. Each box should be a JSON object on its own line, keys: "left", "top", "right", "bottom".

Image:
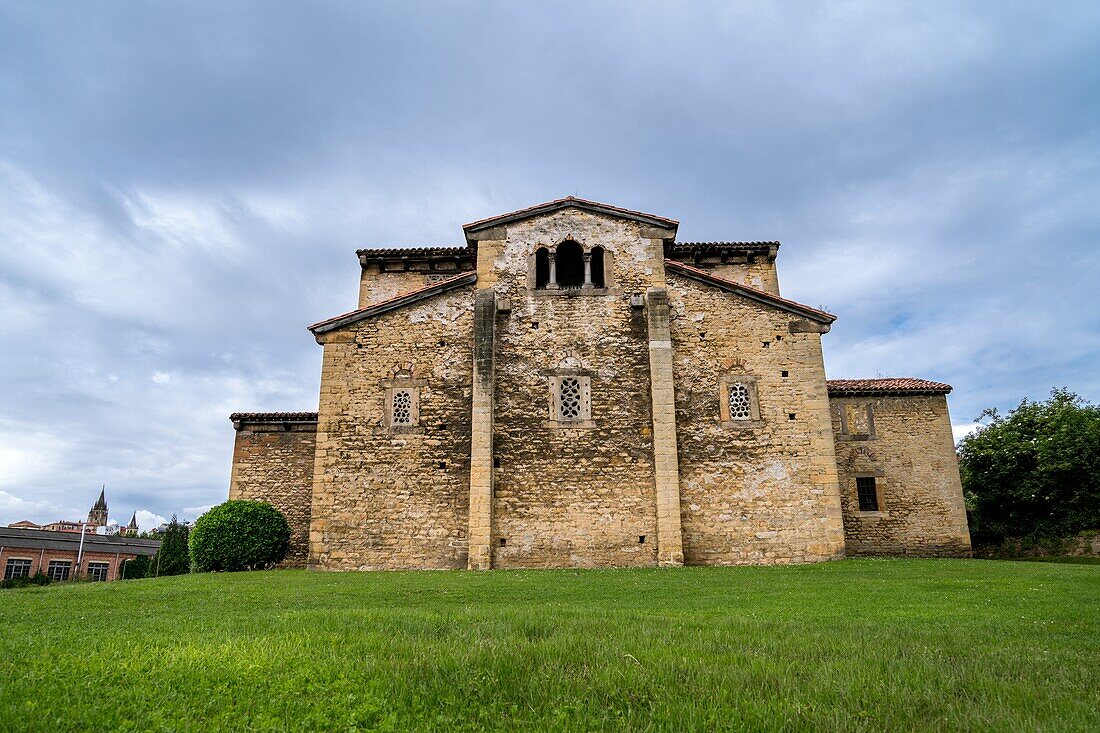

{"left": 126, "top": 512, "right": 138, "bottom": 536}
{"left": 87, "top": 485, "right": 108, "bottom": 526}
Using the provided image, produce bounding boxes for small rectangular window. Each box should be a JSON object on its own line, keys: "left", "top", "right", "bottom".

{"left": 47, "top": 560, "right": 72, "bottom": 582}
{"left": 87, "top": 562, "right": 110, "bottom": 582}
{"left": 4, "top": 558, "right": 32, "bottom": 580}
{"left": 856, "top": 477, "right": 879, "bottom": 512}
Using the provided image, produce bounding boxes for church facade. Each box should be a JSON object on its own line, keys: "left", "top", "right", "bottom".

{"left": 228, "top": 197, "right": 971, "bottom": 570}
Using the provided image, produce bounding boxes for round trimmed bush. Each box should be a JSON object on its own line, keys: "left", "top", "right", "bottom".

{"left": 189, "top": 500, "right": 291, "bottom": 572}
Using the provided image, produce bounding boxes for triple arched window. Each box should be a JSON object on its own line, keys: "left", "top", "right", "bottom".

{"left": 534, "top": 240, "right": 607, "bottom": 290}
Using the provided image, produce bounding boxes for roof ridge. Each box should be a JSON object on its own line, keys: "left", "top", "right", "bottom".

{"left": 463, "top": 196, "right": 678, "bottom": 232}
{"left": 664, "top": 259, "right": 835, "bottom": 324}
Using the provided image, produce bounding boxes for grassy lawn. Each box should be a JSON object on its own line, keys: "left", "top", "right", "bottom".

{"left": 1, "top": 559, "right": 1098, "bottom": 732}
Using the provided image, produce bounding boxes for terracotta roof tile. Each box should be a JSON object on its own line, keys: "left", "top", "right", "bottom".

{"left": 827, "top": 378, "right": 953, "bottom": 396}
{"left": 356, "top": 245, "right": 471, "bottom": 258}
{"left": 229, "top": 412, "right": 319, "bottom": 422}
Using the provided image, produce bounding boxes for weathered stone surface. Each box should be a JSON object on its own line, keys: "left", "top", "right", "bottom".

{"left": 309, "top": 289, "right": 475, "bottom": 570}
{"left": 225, "top": 197, "right": 972, "bottom": 571}
{"left": 229, "top": 422, "right": 316, "bottom": 566}
{"left": 667, "top": 274, "right": 846, "bottom": 565}
{"left": 488, "top": 210, "right": 665, "bottom": 569}
{"left": 831, "top": 395, "right": 971, "bottom": 557}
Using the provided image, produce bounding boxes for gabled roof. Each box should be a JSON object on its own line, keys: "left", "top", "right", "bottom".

{"left": 827, "top": 378, "right": 952, "bottom": 396}
{"left": 664, "top": 259, "right": 836, "bottom": 325}
{"left": 308, "top": 272, "right": 477, "bottom": 338}
{"left": 463, "top": 196, "right": 679, "bottom": 234}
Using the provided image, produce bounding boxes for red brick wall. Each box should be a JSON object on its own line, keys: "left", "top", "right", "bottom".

{"left": 0, "top": 546, "right": 147, "bottom": 581}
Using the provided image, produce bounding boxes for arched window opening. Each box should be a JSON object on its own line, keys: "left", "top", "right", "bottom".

{"left": 590, "top": 246, "right": 606, "bottom": 288}
{"left": 535, "top": 247, "right": 550, "bottom": 289}
{"left": 556, "top": 240, "right": 584, "bottom": 289}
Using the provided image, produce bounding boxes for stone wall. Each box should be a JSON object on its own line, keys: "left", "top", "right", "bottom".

{"left": 667, "top": 274, "right": 846, "bottom": 565}
{"left": 309, "top": 288, "right": 475, "bottom": 570}
{"left": 831, "top": 394, "right": 971, "bottom": 557}
{"left": 229, "top": 420, "right": 317, "bottom": 565}
{"left": 708, "top": 261, "right": 781, "bottom": 296}
{"left": 357, "top": 265, "right": 437, "bottom": 308}
{"left": 482, "top": 210, "right": 670, "bottom": 568}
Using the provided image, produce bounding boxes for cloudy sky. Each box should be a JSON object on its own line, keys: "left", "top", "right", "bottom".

{"left": 1, "top": 2, "right": 1098, "bottom": 528}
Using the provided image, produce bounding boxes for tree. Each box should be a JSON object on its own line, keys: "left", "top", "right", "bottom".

{"left": 151, "top": 515, "right": 191, "bottom": 576}
{"left": 959, "top": 388, "right": 1100, "bottom": 543}
{"left": 189, "top": 500, "right": 290, "bottom": 572}
{"left": 120, "top": 555, "right": 151, "bottom": 580}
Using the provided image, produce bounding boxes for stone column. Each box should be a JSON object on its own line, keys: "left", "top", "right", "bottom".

{"left": 547, "top": 252, "right": 558, "bottom": 290}
{"left": 582, "top": 252, "right": 593, "bottom": 289}
{"left": 467, "top": 288, "right": 496, "bottom": 570}
{"left": 645, "top": 288, "right": 685, "bottom": 566}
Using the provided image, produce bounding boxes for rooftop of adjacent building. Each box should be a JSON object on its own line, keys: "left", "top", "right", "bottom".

{"left": 0, "top": 526, "right": 160, "bottom": 555}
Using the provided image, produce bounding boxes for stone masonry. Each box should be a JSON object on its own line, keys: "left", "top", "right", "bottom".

{"left": 228, "top": 413, "right": 317, "bottom": 565}
{"left": 227, "top": 197, "right": 971, "bottom": 570}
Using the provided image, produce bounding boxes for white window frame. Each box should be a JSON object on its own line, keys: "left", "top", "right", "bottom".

{"left": 47, "top": 560, "right": 72, "bottom": 582}
{"left": 4, "top": 558, "right": 32, "bottom": 580}
{"left": 87, "top": 561, "right": 110, "bottom": 582}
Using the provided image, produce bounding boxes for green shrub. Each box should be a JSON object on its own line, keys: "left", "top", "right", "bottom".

{"left": 1, "top": 572, "right": 51, "bottom": 590}
{"left": 189, "top": 500, "right": 290, "bottom": 572}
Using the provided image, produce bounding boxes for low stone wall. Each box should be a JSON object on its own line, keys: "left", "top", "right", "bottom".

{"left": 229, "top": 417, "right": 317, "bottom": 566}
{"left": 973, "top": 531, "right": 1100, "bottom": 559}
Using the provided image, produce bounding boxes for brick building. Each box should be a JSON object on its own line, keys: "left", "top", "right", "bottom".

{"left": 229, "top": 197, "right": 971, "bottom": 570}
{"left": 0, "top": 527, "right": 160, "bottom": 582}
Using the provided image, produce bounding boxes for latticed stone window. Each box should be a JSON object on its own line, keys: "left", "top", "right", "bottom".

{"left": 727, "top": 382, "right": 752, "bottom": 420}
{"left": 719, "top": 375, "right": 760, "bottom": 424}
{"left": 391, "top": 389, "right": 413, "bottom": 425}
{"left": 559, "top": 377, "right": 583, "bottom": 419}
{"left": 549, "top": 374, "right": 592, "bottom": 425}
{"left": 382, "top": 369, "right": 423, "bottom": 431}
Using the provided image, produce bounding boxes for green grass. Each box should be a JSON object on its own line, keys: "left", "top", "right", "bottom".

{"left": 2, "top": 560, "right": 1098, "bottom": 732}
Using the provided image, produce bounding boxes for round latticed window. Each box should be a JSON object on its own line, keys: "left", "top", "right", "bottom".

{"left": 559, "top": 377, "right": 582, "bottom": 419}
{"left": 392, "top": 389, "right": 413, "bottom": 425}
{"left": 728, "top": 382, "right": 752, "bottom": 420}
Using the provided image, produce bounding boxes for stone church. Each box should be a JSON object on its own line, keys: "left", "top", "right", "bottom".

{"left": 228, "top": 197, "right": 971, "bottom": 570}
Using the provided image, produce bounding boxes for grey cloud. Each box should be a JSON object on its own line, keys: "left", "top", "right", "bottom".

{"left": 0, "top": 1, "right": 1097, "bottom": 523}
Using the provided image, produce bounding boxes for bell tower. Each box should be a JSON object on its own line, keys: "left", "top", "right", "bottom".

{"left": 87, "top": 486, "right": 108, "bottom": 527}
